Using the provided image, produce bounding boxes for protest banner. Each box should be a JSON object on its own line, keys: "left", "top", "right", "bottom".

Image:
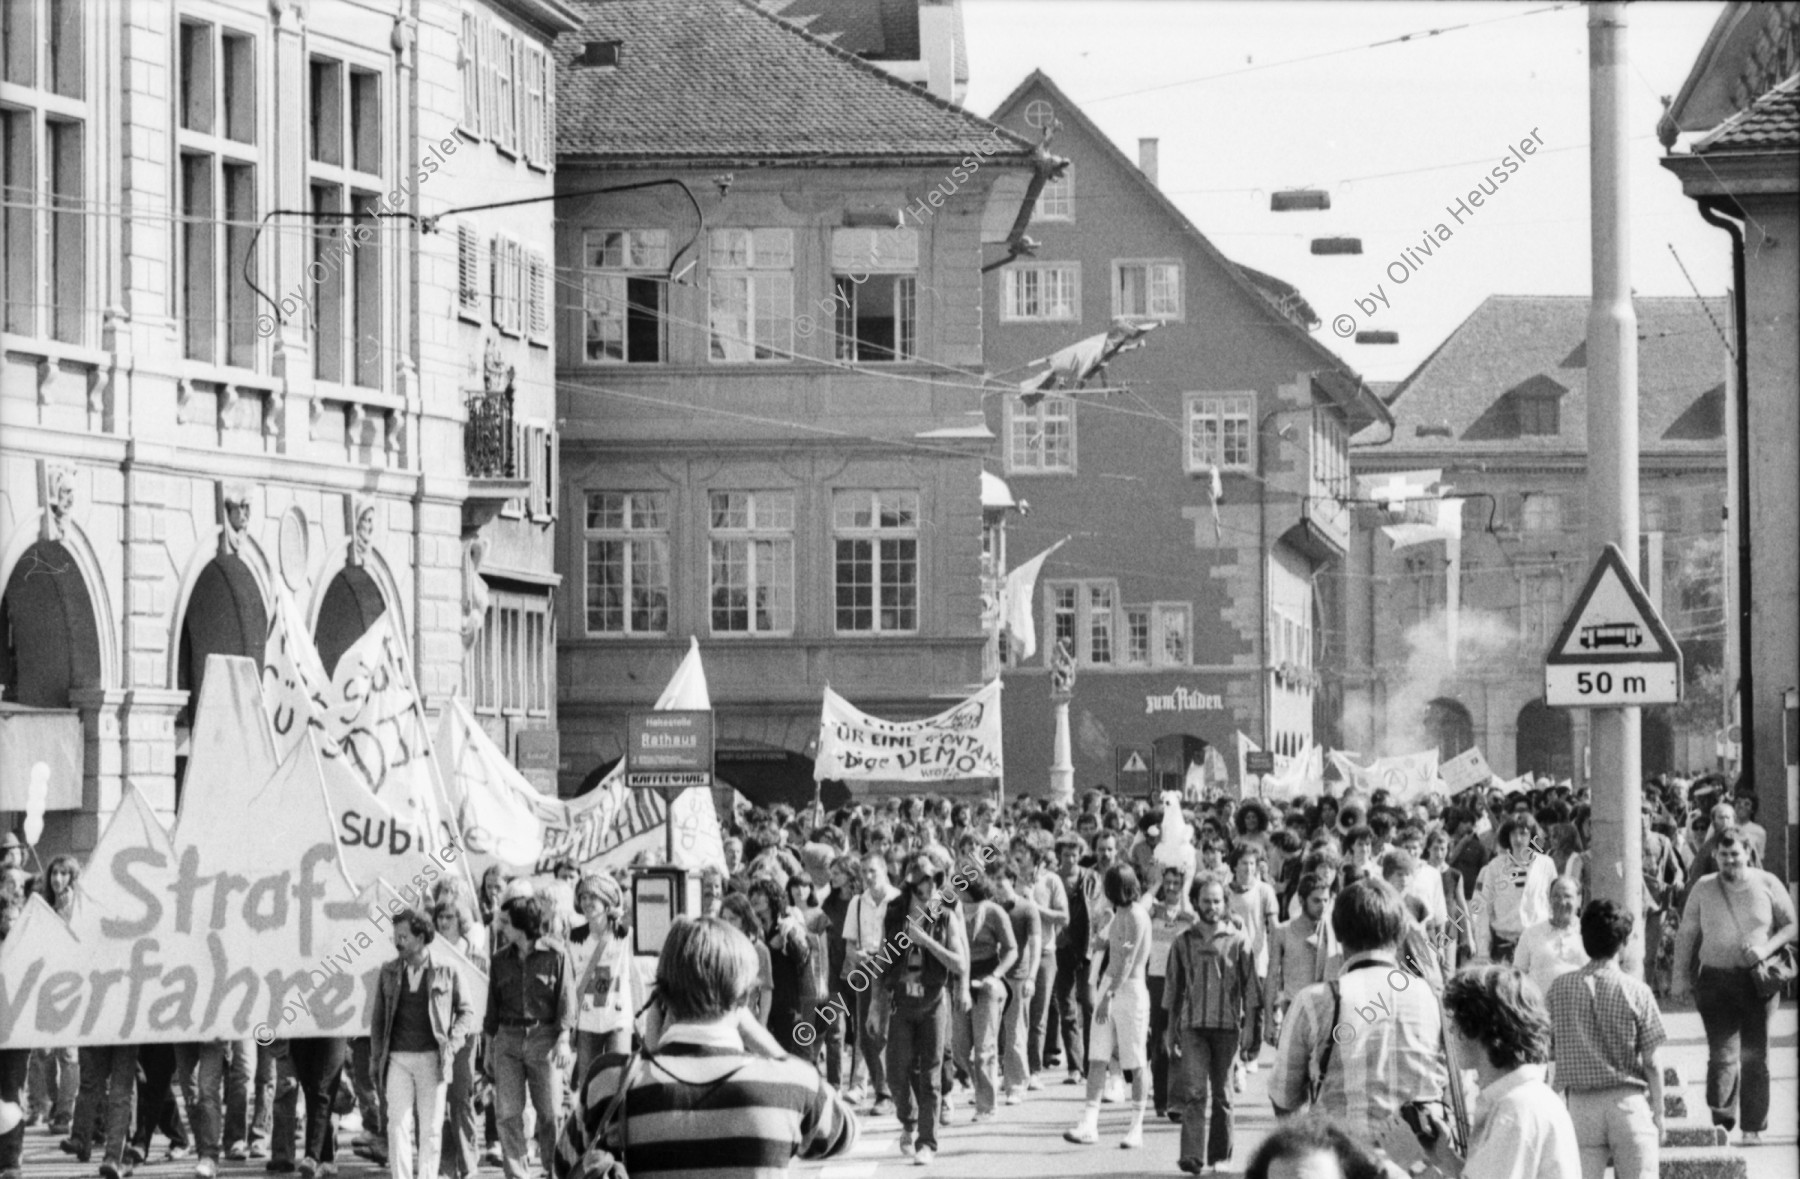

{"left": 1439, "top": 746, "right": 1493, "bottom": 794}
{"left": 1330, "top": 748, "right": 1442, "bottom": 803}
{"left": 0, "top": 656, "right": 484, "bottom": 1049}
{"left": 814, "top": 681, "right": 1003, "bottom": 782}
{"left": 435, "top": 699, "right": 547, "bottom": 870}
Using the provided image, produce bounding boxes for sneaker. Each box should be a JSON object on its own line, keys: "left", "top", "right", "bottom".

{"left": 898, "top": 1137, "right": 916, "bottom": 1159}
{"left": 167, "top": 1146, "right": 193, "bottom": 1162}
{"left": 1101, "top": 1078, "right": 1126, "bottom": 1104}
{"left": 914, "top": 1146, "right": 935, "bottom": 1167}
{"left": 871, "top": 1097, "right": 895, "bottom": 1117}
{"left": 1003, "top": 1089, "right": 1022, "bottom": 1106}
{"left": 61, "top": 1138, "right": 85, "bottom": 1156}
{"left": 941, "top": 1093, "right": 956, "bottom": 1116}
{"left": 319, "top": 1164, "right": 337, "bottom": 1177}
{"left": 249, "top": 1144, "right": 271, "bottom": 1160}
{"left": 1121, "top": 1126, "right": 1144, "bottom": 1150}
{"left": 99, "top": 1164, "right": 123, "bottom": 1179}
{"left": 196, "top": 1159, "right": 218, "bottom": 1179}
{"left": 1064, "top": 1070, "right": 1082, "bottom": 1085}
{"left": 480, "top": 1147, "right": 504, "bottom": 1166}
{"left": 1063, "top": 1122, "right": 1099, "bottom": 1145}
{"left": 124, "top": 1146, "right": 145, "bottom": 1167}
{"left": 297, "top": 1158, "right": 318, "bottom": 1179}
{"left": 972, "top": 1111, "right": 997, "bottom": 1124}
{"left": 1742, "top": 1131, "right": 1763, "bottom": 1146}
{"left": 226, "top": 1143, "right": 250, "bottom": 1162}
{"left": 1026, "top": 1076, "right": 1044, "bottom": 1092}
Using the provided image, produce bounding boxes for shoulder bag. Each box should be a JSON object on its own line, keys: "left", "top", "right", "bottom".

{"left": 1719, "top": 877, "right": 1797, "bottom": 1000}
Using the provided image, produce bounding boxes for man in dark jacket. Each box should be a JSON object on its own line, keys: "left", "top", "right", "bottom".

{"left": 370, "top": 908, "right": 477, "bottom": 1179}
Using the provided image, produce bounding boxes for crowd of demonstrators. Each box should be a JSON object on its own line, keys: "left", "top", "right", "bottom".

{"left": 1, "top": 761, "right": 1787, "bottom": 1179}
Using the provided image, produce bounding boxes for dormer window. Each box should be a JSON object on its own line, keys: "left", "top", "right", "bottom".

{"left": 1518, "top": 393, "right": 1559, "bottom": 435}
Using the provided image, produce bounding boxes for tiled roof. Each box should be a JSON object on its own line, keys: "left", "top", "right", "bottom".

{"left": 757, "top": 0, "right": 889, "bottom": 52}
{"left": 1373, "top": 295, "right": 1730, "bottom": 456}
{"left": 554, "top": 0, "right": 1033, "bottom": 161}
{"left": 1695, "top": 71, "right": 1800, "bottom": 152}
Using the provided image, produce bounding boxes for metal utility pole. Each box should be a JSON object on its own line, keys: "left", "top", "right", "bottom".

{"left": 1587, "top": 1, "right": 1645, "bottom": 975}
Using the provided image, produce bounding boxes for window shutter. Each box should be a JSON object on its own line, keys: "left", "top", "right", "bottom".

{"left": 457, "top": 223, "right": 479, "bottom": 314}
{"left": 543, "top": 55, "right": 555, "bottom": 172}
{"left": 490, "top": 234, "right": 502, "bottom": 326}
{"left": 544, "top": 428, "right": 558, "bottom": 520}
{"left": 528, "top": 251, "right": 547, "bottom": 338}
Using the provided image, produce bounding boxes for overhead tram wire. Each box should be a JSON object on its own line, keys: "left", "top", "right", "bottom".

{"left": 1078, "top": 4, "right": 1574, "bottom": 105}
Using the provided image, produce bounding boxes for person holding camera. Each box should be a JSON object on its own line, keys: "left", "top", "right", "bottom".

{"left": 1379, "top": 966, "right": 1579, "bottom": 1179}
{"left": 555, "top": 917, "right": 857, "bottom": 1179}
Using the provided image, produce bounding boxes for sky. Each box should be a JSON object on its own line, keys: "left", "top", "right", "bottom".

{"left": 960, "top": 1, "right": 1733, "bottom": 383}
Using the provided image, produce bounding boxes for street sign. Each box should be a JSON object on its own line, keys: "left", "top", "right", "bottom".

{"left": 1544, "top": 544, "right": 1682, "bottom": 707}
{"left": 1245, "top": 751, "right": 1275, "bottom": 775}
{"left": 1116, "top": 747, "right": 1151, "bottom": 794}
{"left": 626, "top": 710, "right": 713, "bottom": 789}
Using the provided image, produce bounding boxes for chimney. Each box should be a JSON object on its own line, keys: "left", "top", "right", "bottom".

{"left": 1138, "top": 138, "right": 1159, "bottom": 186}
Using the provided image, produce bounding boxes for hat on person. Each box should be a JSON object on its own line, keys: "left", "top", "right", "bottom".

{"left": 0, "top": 832, "right": 23, "bottom": 851}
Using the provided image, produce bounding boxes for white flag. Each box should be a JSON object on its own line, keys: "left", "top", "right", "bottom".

{"left": 435, "top": 700, "right": 546, "bottom": 868}
{"left": 1002, "top": 539, "right": 1067, "bottom": 660}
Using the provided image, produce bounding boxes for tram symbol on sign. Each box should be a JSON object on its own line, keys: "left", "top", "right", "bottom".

{"left": 1579, "top": 621, "right": 1643, "bottom": 651}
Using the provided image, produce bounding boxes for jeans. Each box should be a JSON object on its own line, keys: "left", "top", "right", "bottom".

{"left": 440, "top": 1037, "right": 479, "bottom": 1179}
{"left": 1052, "top": 948, "right": 1093, "bottom": 1072}
{"left": 27, "top": 1046, "right": 79, "bottom": 1128}
{"left": 1694, "top": 965, "right": 1778, "bottom": 1132}
{"left": 177, "top": 1042, "right": 229, "bottom": 1161}
{"left": 0, "top": 1049, "right": 29, "bottom": 1174}
{"left": 288, "top": 1038, "right": 348, "bottom": 1164}
{"left": 998, "top": 975, "right": 1033, "bottom": 1092}
{"left": 951, "top": 982, "right": 1004, "bottom": 1114}
{"left": 251, "top": 1043, "right": 277, "bottom": 1152}
{"left": 133, "top": 1042, "right": 192, "bottom": 1154}
{"left": 1568, "top": 1088, "right": 1659, "bottom": 1179}
{"left": 492, "top": 1024, "right": 562, "bottom": 1179}
{"left": 270, "top": 1046, "right": 299, "bottom": 1165}
{"left": 886, "top": 995, "right": 946, "bottom": 1152}
{"left": 853, "top": 986, "right": 889, "bottom": 1099}
{"left": 385, "top": 1051, "right": 447, "bottom": 1179}
{"left": 221, "top": 1038, "right": 254, "bottom": 1149}
{"left": 1026, "top": 954, "right": 1055, "bottom": 1073}
{"left": 73, "top": 1045, "right": 137, "bottom": 1165}
{"left": 574, "top": 1029, "right": 630, "bottom": 1091}
{"left": 1175, "top": 1027, "right": 1238, "bottom": 1169}
{"left": 352, "top": 1036, "right": 384, "bottom": 1138}
{"left": 1148, "top": 976, "right": 1172, "bottom": 1113}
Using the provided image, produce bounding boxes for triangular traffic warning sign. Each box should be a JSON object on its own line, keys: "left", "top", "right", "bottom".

{"left": 1121, "top": 751, "right": 1149, "bottom": 773}
{"left": 1546, "top": 543, "right": 1680, "bottom": 665}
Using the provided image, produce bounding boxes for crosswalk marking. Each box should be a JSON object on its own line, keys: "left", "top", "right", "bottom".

{"left": 819, "top": 1163, "right": 879, "bottom": 1179}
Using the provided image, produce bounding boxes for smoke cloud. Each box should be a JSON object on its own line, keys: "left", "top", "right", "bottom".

{"left": 1345, "top": 607, "right": 1521, "bottom": 760}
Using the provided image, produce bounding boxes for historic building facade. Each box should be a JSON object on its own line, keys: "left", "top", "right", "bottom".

{"left": 0, "top": 0, "right": 570, "bottom": 852}
{"left": 1339, "top": 296, "right": 1732, "bottom": 784}
{"left": 981, "top": 73, "right": 1389, "bottom": 798}
{"left": 550, "top": 0, "right": 1051, "bottom": 807}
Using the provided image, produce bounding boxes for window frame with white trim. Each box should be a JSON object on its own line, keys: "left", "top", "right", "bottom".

{"left": 708, "top": 490, "right": 796, "bottom": 636}
{"left": 583, "top": 490, "right": 671, "bottom": 636}
{"left": 1185, "top": 393, "right": 1256, "bottom": 475}
{"left": 1112, "top": 259, "right": 1182, "bottom": 322}
{"left": 1035, "top": 162, "right": 1073, "bottom": 221}
{"left": 1004, "top": 394, "right": 1076, "bottom": 474}
{"left": 305, "top": 47, "right": 389, "bottom": 393}
{"left": 1, "top": 0, "right": 90, "bottom": 345}
{"left": 708, "top": 228, "right": 794, "bottom": 363}
{"left": 581, "top": 228, "right": 668, "bottom": 364}
{"left": 833, "top": 488, "right": 919, "bottom": 635}
{"left": 1000, "top": 262, "right": 1080, "bottom": 323}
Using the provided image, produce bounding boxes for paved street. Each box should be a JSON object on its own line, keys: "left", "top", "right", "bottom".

{"left": 8, "top": 1010, "right": 1795, "bottom": 1179}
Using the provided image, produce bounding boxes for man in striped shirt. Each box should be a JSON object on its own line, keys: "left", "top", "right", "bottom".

{"left": 1268, "top": 879, "right": 1448, "bottom": 1145}
{"left": 554, "top": 917, "right": 857, "bottom": 1179}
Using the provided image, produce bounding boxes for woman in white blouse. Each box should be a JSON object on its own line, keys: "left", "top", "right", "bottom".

{"left": 1379, "top": 966, "right": 1580, "bottom": 1179}
{"left": 572, "top": 874, "right": 634, "bottom": 1081}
